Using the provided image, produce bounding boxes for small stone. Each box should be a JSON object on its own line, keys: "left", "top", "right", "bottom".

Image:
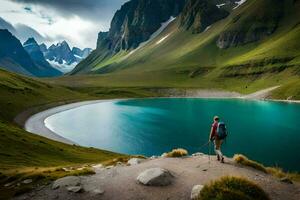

{"left": 127, "top": 158, "right": 145, "bottom": 165}
{"left": 116, "top": 161, "right": 123, "bottom": 166}
{"left": 22, "top": 179, "right": 33, "bottom": 184}
{"left": 92, "top": 189, "right": 105, "bottom": 195}
{"left": 137, "top": 168, "right": 174, "bottom": 186}
{"left": 92, "top": 164, "right": 103, "bottom": 168}
{"left": 192, "top": 152, "right": 204, "bottom": 157}
{"left": 150, "top": 156, "right": 158, "bottom": 159}
{"left": 62, "top": 167, "right": 71, "bottom": 172}
{"left": 105, "top": 165, "right": 114, "bottom": 169}
{"left": 191, "top": 185, "right": 204, "bottom": 200}
{"left": 280, "top": 177, "right": 293, "bottom": 184}
{"left": 4, "top": 182, "right": 14, "bottom": 187}
{"left": 67, "top": 186, "right": 83, "bottom": 193}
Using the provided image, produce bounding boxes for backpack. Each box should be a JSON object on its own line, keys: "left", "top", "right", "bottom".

{"left": 217, "top": 122, "right": 228, "bottom": 140}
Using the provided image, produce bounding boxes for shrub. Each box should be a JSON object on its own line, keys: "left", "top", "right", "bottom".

{"left": 166, "top": 148, "right": 188, "bottom": 157}
{"left": 198, "top": 176, "right": 270, "bottom": 200}
{"left": 233, "top": 154, "right": 267, "bottom": 173}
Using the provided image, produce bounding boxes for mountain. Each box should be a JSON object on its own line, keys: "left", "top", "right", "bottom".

{"left": 0, "top": 29, "right": 34, "bottom": 76}
{"left": 44, "top": 41, "right": 76, "bottom": 65}
{"left": 70, "top": 0, "right": 300, "bottom": 98}
{"left": 40, "top": 41, "right": 92, "bottom": 73}
{"left": 23, "top": 38, "right": 62, "bottom": 77}
{"left": 0, "top": 17, "right": 17, "bottom": 35}
{"left": 179, "top": 0, "right": 229, "bottom": 33}
{"left": 72, "top": 47, "right": 92, "bottom": 61}
{"left": 0, "top": 17, "right": 47, "bottom": 44}
{"left": 0, "top": 29, "right": 61, "bottom": 77}
{"left": 97, "top": 0, "right": 186, "bottom": 52}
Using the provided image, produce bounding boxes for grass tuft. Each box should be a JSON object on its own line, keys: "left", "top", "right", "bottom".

{"left": 166, "top": 148, "right": 188, "bottom": 157}
{"left": 198, "top": 176, "right": 270, "bottom": 200}
{"left": 234, "top": 154, "right": 300, "bottom": 182}
{"left": 233, "top": 154, "right": 267, "bottom": 173}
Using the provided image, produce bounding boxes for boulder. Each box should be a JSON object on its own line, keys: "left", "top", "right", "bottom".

{"left": 191, "top": 185, "right": 204, "bottom": 200}
{"left": 22, "top": 179, "right": 33, "bottom": 184}
{"left": 127, "top": 158, "right": 145, "bottom": 165}
{"left": 137, "top": 168, "right": 174, "bottom": 186}
{"left": 52, "top": 176, "right": 81, "bottom": 190}
{"left": 67, "top": 186, "right": 83, "bottom": 193}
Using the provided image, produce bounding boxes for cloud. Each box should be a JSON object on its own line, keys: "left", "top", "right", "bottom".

{"left": 10, "top": 0, "right": 128, "bottom": 26}
{"left": 1, "top": 0, "right": 128, "bottom": 48}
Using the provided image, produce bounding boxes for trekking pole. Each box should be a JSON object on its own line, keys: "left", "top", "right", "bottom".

{"left": 208, "top": 141, "right": 211, "bottom": 165}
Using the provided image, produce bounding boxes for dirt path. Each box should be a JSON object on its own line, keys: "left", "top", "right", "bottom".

{"left": 15, "top": 155, "right": 300, "bottom": 200}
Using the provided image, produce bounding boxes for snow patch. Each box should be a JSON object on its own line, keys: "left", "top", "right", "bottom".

{"left": 204, "top": 26, "right": 211, "bottom": 32}
{"left": 156, "top": 34, "right": 171, "bottom": 45}
{"left": 216, "top": 3, "right": 226, "bottom": 8}
{"left": 74, "top": 54, "right": 82, "bottom": 59}
{"left": 47, "top": 59, "right": 77, "bottom": 73}
{"left": 233, "top": 0, "right": 247, "bottom": 9}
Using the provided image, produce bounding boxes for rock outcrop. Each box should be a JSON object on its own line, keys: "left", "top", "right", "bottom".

{"left": 216, "top": 0, "right": 284, "bottom": 48}
{"left": 97, "top": 0, "right": 186, "bottom": 52}
{"left": 52, "top": 176, "right": 81, "bottom": 190}
{"left": 23, "top": 38, "right": 62, "bottom": 77}
{"left": 179, "top": 0, "right": 229, "bottom": 33}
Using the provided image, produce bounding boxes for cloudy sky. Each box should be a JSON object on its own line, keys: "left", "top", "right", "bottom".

{"left": 0, "top": 0, "right": 128, "bottom": 49}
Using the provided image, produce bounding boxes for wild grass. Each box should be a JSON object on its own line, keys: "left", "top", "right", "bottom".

{"left": 166, "top": 148, "right": 188, "bottom": 157}
{"left": 233, "top": 154, "right": 268, "bottom": 173}
{"left": 0, "top": 166, "right": 96, "bottom": 199}
{"left": 198, "top": 176, "right": 270, "bottom": 200}
{"left": 234, "top": 154, "right": 300, "bottom": 182}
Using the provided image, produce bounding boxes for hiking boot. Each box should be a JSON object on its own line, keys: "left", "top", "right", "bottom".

{"left": 221, "top": 157, "right": 225, "bottom": 163}
{"left": 217, "top": 155, "right": 220, "bottom": 161}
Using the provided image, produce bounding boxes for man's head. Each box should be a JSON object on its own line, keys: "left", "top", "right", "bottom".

{"left": 214, "top": 116, "right": 219, "bottom": 122}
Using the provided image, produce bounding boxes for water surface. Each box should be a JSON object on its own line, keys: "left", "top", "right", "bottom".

{"left": 45, "top": 98, "right": 300, "bottom": 171}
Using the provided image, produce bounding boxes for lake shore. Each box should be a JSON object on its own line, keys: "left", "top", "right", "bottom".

{"left": 22, "top": 87, "right": 300, "bottom": 145}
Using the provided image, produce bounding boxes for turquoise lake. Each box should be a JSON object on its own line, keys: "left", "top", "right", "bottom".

{"left": 45, "top": 98, "right": 300, "bottom": 171}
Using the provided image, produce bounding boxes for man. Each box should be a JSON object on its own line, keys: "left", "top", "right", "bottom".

{"left": 209, "top": 116, "right": 224, "bottom": 163}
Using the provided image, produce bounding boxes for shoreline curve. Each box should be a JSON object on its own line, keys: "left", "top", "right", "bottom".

{"left": 24, "top": 87, "right": 300, "bottom": 146}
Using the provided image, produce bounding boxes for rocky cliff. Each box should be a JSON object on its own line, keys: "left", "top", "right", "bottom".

{"left": 179, "top": 0, "right": 229, "bottom": 33}
{"left": 97, "top": 0, "right": 186, "bottom": 52}
{"left": 216, "top": 0, "right": 284, "bottom": 49}
{"left": 23, "top": 38, "right": 62, "bottom": 76}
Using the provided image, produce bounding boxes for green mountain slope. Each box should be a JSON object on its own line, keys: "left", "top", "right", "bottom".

{"left": 70, "top": 0, "right": 300, "bottom": 99}
{"left": 0, "top": 69, "right": 131, "bottom": 197}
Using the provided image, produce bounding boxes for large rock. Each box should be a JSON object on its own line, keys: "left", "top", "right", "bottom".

{"left": 191, "top": 185, "right": 204, "bottom": 200}
{"left": 137, "top": 168, "right": 174, "bottom": 186}
{"left": 52, "top": 176, "right": 81, "bottom": 190}
{"left": 127, "top": 158, "right": 145, "bottom": 165}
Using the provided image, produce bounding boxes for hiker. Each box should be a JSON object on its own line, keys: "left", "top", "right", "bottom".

{"left": 209, "top": 116, "right": 227, "bottom": 163}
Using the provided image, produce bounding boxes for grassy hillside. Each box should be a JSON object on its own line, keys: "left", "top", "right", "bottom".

{"left": 0, "top": 69, "right": 155, "bottom": 198}
{"left": 68, "top": 0, "right": 300, "bottom": 99}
